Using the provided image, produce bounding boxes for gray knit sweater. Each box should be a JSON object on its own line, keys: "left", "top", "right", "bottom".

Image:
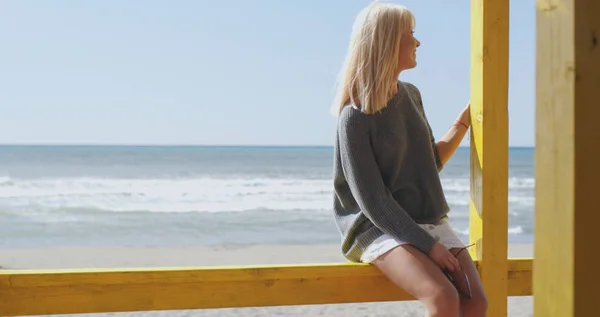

{"left": 332, "top": 81, "right": 449, "bottom": 262}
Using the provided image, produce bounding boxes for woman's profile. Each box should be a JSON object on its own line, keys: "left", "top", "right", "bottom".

{"left": 331, "top": 2, "right": 487, "bottom": 317}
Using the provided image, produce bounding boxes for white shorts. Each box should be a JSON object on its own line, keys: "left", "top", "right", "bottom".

{"left": 360, "top": 218, "right": 466, "bottom": 263}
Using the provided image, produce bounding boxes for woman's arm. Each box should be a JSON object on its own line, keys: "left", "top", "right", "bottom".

{"left": 436, "top": 103, "right": 471, "bottom": 166}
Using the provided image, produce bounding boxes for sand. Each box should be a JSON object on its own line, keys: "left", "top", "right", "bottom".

{"left": 0, "top": 244, "right": 533, "bottom": 317}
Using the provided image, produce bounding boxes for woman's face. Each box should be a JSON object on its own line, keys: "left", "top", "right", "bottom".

{"left": 398, "top": 30, "right": 420, "bottom": 71}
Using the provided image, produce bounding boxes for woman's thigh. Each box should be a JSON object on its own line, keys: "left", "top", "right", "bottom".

{"left": 371, "top": 244, "right": 459, "bottom": 311}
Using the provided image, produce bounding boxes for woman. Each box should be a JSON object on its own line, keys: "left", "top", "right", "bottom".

{"left": 331, "top": 2, "right": 487, "bottom": 317}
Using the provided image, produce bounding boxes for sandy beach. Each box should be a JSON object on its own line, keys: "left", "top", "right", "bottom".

{"left": 1, "top": 243, "right": 533, "bottom": 317}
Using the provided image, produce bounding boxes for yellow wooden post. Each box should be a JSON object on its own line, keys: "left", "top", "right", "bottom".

{"left": 533, "top": 0, "right": 600, "bottom": 316}
{"left": 469, "top": 0, "right": 509, "bottom": 316}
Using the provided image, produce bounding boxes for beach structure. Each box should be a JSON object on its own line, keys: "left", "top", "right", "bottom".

{"left": 0, "top": 0, "right": 596, "bottom": 316}
{"left": 533, "top": 0, "right": 600, "bottom": 316}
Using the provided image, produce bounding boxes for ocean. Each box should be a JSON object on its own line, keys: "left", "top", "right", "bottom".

{"left": 0, "top": 145, "right": 534, "bottom": 249}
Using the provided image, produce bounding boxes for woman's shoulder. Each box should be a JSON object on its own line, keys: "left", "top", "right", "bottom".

{"left": 399, "top": 81, "right": 422, "bottom": 99}
{"left": 339, "top": 102, "right": 370, "bottom": 120}
{"left": 337, "top": 103, "right": 373, "bottom": 136}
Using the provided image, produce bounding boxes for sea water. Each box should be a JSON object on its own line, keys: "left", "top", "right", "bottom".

{"left": 0, "top": 145, "right": 534, "bottom": 248}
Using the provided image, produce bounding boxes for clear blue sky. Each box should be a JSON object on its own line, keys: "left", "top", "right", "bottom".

{"left": 0, "top": 0, "right": 535, "bottom": 147}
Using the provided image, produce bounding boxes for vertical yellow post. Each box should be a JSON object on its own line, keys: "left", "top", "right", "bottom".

{"left": 469, "top": 0, "right": 509, "bottom": 316}
{"left": 534, "top": 0, "right": 600, "bottom": 316}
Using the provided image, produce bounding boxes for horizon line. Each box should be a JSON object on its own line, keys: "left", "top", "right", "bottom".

{"left": 0, "top": 143, "right": 535, "bottom": 148}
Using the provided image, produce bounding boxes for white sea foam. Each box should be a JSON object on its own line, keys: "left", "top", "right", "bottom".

{"left": 0, "top": 176, "right": 334, "bottom": 213}
{"left": 0, "top": 175, "right": 535, "bottom": 214}
{"left": 441, "top": 177, "right": 534, "bottom": 192}
{"left": 452, "top": 226, "right": 525, "bottom": 236}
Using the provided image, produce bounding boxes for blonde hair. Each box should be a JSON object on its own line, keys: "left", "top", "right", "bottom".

{"left": 332, "top": 2, "right": 416, "bottom": 115}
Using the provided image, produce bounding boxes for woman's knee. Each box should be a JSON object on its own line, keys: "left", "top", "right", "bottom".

{"left": 425, "top": 284, "right": 460, "bottom": 316}
{"left": 462, "top": 294, "right": 488, "bottom": 317}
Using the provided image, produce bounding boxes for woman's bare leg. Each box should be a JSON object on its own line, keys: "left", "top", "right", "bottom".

{"left": 449, "top": 248, "right": 488, "bottom": 317}
{"left": 371, "top": 244, "right": 460, "bottom": 317}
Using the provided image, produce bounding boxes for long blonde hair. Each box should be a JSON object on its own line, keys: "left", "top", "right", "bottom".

{"left": 332, "top": 2, "right": 416, "bottom": 115}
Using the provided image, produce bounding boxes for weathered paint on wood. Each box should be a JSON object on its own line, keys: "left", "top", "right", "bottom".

{"left": 469, "top": 0, "right": 510, "bottom": 316}
{"left": 0, "top": 259, "right": 532, "bottom": 316}
{"left": 534, "top": 0, "right": 600, "bottom": 316}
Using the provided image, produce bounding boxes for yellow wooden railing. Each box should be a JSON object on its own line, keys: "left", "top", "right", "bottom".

{"left": 0, "top": 259, "right": 532, "bottom": 316}
{"left": 10, "top": 0, "right": 598, "bottom": 315}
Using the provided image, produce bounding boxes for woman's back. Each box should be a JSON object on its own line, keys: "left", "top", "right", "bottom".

{"left": 332, "top": 81, "right": 449, "bottom": 262}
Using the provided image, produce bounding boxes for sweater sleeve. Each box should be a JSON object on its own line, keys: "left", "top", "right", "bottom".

{"left": 405, "top": 83, "right": 444, "bottom": 172}
{"left": 337, "top": 109, "right": 437, "bottom": 254}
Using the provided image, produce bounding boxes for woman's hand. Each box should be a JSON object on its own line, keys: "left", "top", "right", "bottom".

{"left": 427, "top": 242, "right": 461, "bottom": 272}
{"left": 457, "top": 102, "right": 471, "bottom": 126}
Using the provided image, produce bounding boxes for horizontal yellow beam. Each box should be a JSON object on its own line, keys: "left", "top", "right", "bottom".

{"left": 0, "top": 259, "right": 532, "bottom": 316}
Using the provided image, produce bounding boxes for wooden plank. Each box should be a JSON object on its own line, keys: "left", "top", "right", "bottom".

{"left": 469, "top": 0, "right": 510, "bottom": 316}
{"left": 506, "top": 259, "right": 533, "bottom": 296}
{"left": 0, "top": 259, "right": 532, "bottom": 316}
{"left": 534, "top": 0, "right": 600, "bottom": 316}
